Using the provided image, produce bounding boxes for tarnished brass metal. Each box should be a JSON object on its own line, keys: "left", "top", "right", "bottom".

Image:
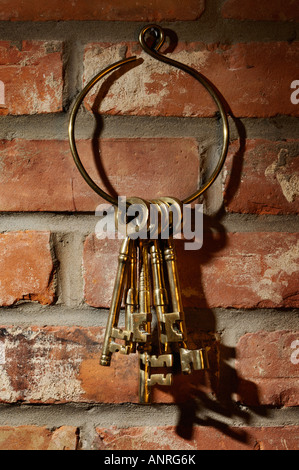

{"left": 136, "top": 240, "right": 152, "bottom": 341}
{"left": 150, "top": 241, "right": 184, "bottom": 348}
{"left": 159, "top": 196, "right": 183, "bottom": 237}
{"left": 68, "top": 56, "right": 137, "bottom": 207}
{"left": 151, "top": 200, "right": 170, "bottom": 238}
{"left": 116, "top": 197, "right": 151, "bottom": 238}
{"left": 149, "top": 240, "right": 169, "bottom": 353}
{"left": 124, "top": 239, "right": 138, "bottom": 354}
{"left": 94, "top": 197, "right": 212, "bottom": 402}
{"left": 163, "top": 231, "right": 209, "bottom": 374}
{"left": 141, "top": 354, "right": 173, "bottom": 368}
{"left": 139, "top": 352, "right": 151, "bottom": 404}
{"left": 138, "top": 241, "right": 152, "bottom": 404}
{"left": 139, "top": 352, "right": 173, "bottom": 404}
{"left": 163, "top": 236, "right": 187, "bottom": 346}
{"left": 180, "top": 348, "right": 209, "bottom": 374}
{"left": 131, "top": 244, "right": 152, "bottom": 344}
{"left": 100, "top": 236, "right": 132, "bottom": 366}
{"left": 148, "top": 373, "right": 173, "bottom": 387}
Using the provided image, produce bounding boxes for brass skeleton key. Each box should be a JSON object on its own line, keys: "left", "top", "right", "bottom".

{"left": 134, "top": 240, "right": 152, "bottom": 344}
{"left": 163, "top": 236, "right": 209, "bottom": 373}
{"left": 122, "top": 238, "right": 138, "bottom": 354}
{"left": 150, "top": 240, "right": 183, "bottom": 351}
{"left": 138, "top": 239, "right": 173, "bottom": 404}
{"left": 100, "top": 236, "right": 133, "bottom": 366}
{"left": 138, "top": 239, "right": 152, "bottom": 404}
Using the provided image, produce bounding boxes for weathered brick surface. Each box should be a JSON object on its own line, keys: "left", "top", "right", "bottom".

{"left": 94, "top": 425, "right": 299, "bottom": 450}
{"left": 0, "top": 3, "right": 298, "bottom": 447}
{"left": 236, "top": 330, "right": 299, "bottom": 407}
{"left": 83, "top": 239, "right": 122, "bottom": 309}
{"left": 83, "top": 233, "right": 299, "bottom": 309}
{"left": 0, "top": 326, "right": 217, "bottom": 404}
{"left": 0, "top": 425, "right": 78, "bottom": 450}
{"left": 0, "top": 326, "right": 133, "bottom": 403}
{"left": 84, "top": 41, "right": 299, "bottom": 118}
{"left": 222, "top": 0, "right": 299, "bottom": 21}
{"left": 0, "top": 231, "right": 55, "bottom": 306}
{"left": 179, "top": 232, "right": 299, "bottom": 309}
{"left": 0, "top": 0, "right": 205, "bottom": 21}
{"left": 224, "top": 139, "right": 299, "bottom": 215}
{"left": 0, "top": 138, "right": 199, "bottom": 211}
{"left": 0, "top": 41, "right": 63, "bottom": 115}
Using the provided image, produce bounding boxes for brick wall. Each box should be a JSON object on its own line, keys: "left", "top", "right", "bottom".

{"left": 0, "top": 0, "right": 298, "bottom": 451}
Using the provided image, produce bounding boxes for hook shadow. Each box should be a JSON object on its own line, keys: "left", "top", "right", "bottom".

{"left": 90, "top": 58, "right": 143, "bottom": 200}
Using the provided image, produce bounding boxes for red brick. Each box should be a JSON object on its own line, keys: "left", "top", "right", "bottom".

{"left": 0, "top": 138, "right": 199, "bottom": 211}
{"left": 0, "top": 0, "right": 205, "bottom": 21}
{"left": 0, "top": 41, "right": 63, "bottom": 115}
{"left": 0, "top": 326, "right": 217, "bottom": 404}
{"left": 224, "top": 139, "right": 299, "bottom": 215}
{"left": 0, "top": 231, "right": 55, "bottom": 306}
{"left": 0, "top": 426, "right": 78, "bottom": 450}
{"left": 94, "top": 425, "right": 299, "bottom": 450}
{"left": 83, "top": 233, "right": 299, "bottom": 309}
{"left": 84, "top": 41, "right": 299, "bottom": 118}
{"left": 236, "top": 330, "right": 299, "bottom": 407}
{"left": 0, "top": 326, "right": 135, "bottom": 403}
{"left": 222, "top": 0, "right": 299, "bottom": 21}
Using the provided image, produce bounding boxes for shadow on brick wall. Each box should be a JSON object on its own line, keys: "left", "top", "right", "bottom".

{"left": 153, "top": 112, "right": 267, "bottom": 444}
{"left": 90, "top": 59, "right": 143, "bottom": 200}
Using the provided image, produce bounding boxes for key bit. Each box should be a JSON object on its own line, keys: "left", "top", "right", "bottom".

{"left": 163, "top": 238, "right": 188, "bottom": 343}
{"left": 139, "top": 351, "right": 173, "bottom": 405}
{"left": 140, "top": 353, "right": 173, "bottom": 368}
{"left": 148, "top": 373, "right": 173, "bottom": 387}
{"left": 160, "top": 312, "right": 185, "bottom": 343}
{"left": 111, "top": 327, "right": 133, "bottom": 342}
{"left": 132, "top": 312, "right": 152, "bottom": 343}
{"left": 150, "top": 240, "right": 177, "bottom": 352}
{"left": 109, "top": 341, "right": 131, "bottom": 355}
{"left": 180, "top": 347, "right": 209, "bottom": 374}
{"left": 108, "top": 328, "right": 133, "bottom": 356}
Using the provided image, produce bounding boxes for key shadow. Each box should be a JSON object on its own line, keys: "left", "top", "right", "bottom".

{"left": 151, "top": 225, "right": 261, "bottom": 446}
{"left": 151, "top": 114, "right": 267, "bottom": 447}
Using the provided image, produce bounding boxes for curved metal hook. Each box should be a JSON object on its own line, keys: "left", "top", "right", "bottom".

{"left": 68, "top": 25, "right": 229, "bottom": 206}
{"left": 139, "top": 24, "right": 166, "bottom": 54}
{"left": 68, "top": 56, "right": 137, "bottom": 206}
{"left": 139, "top": 24, "right": 229, "bottom": 205}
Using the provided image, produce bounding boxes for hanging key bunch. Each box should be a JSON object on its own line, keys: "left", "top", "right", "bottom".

{"left": 69, "top": 25, "right": 229, "bottom": 404}
{"left": 99, "top": 197, "right": 209, "bottom": 404}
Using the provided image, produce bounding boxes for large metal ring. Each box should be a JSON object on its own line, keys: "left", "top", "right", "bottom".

{"left": 68, "top": 24, "right": 229, "bottom": 206}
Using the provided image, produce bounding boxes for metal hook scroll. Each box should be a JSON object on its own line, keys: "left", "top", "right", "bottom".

{"left": 68, "top": 25, "right": 230, "bottom": 205}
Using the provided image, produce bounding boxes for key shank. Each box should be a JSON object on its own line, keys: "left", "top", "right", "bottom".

{"left": 100, "top": 237, "right": 132, "bottom": 366}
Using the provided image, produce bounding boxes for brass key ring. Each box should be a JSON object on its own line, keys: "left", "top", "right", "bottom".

{"left": 68, "top": 24, "right": 229, "bottom": 206}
